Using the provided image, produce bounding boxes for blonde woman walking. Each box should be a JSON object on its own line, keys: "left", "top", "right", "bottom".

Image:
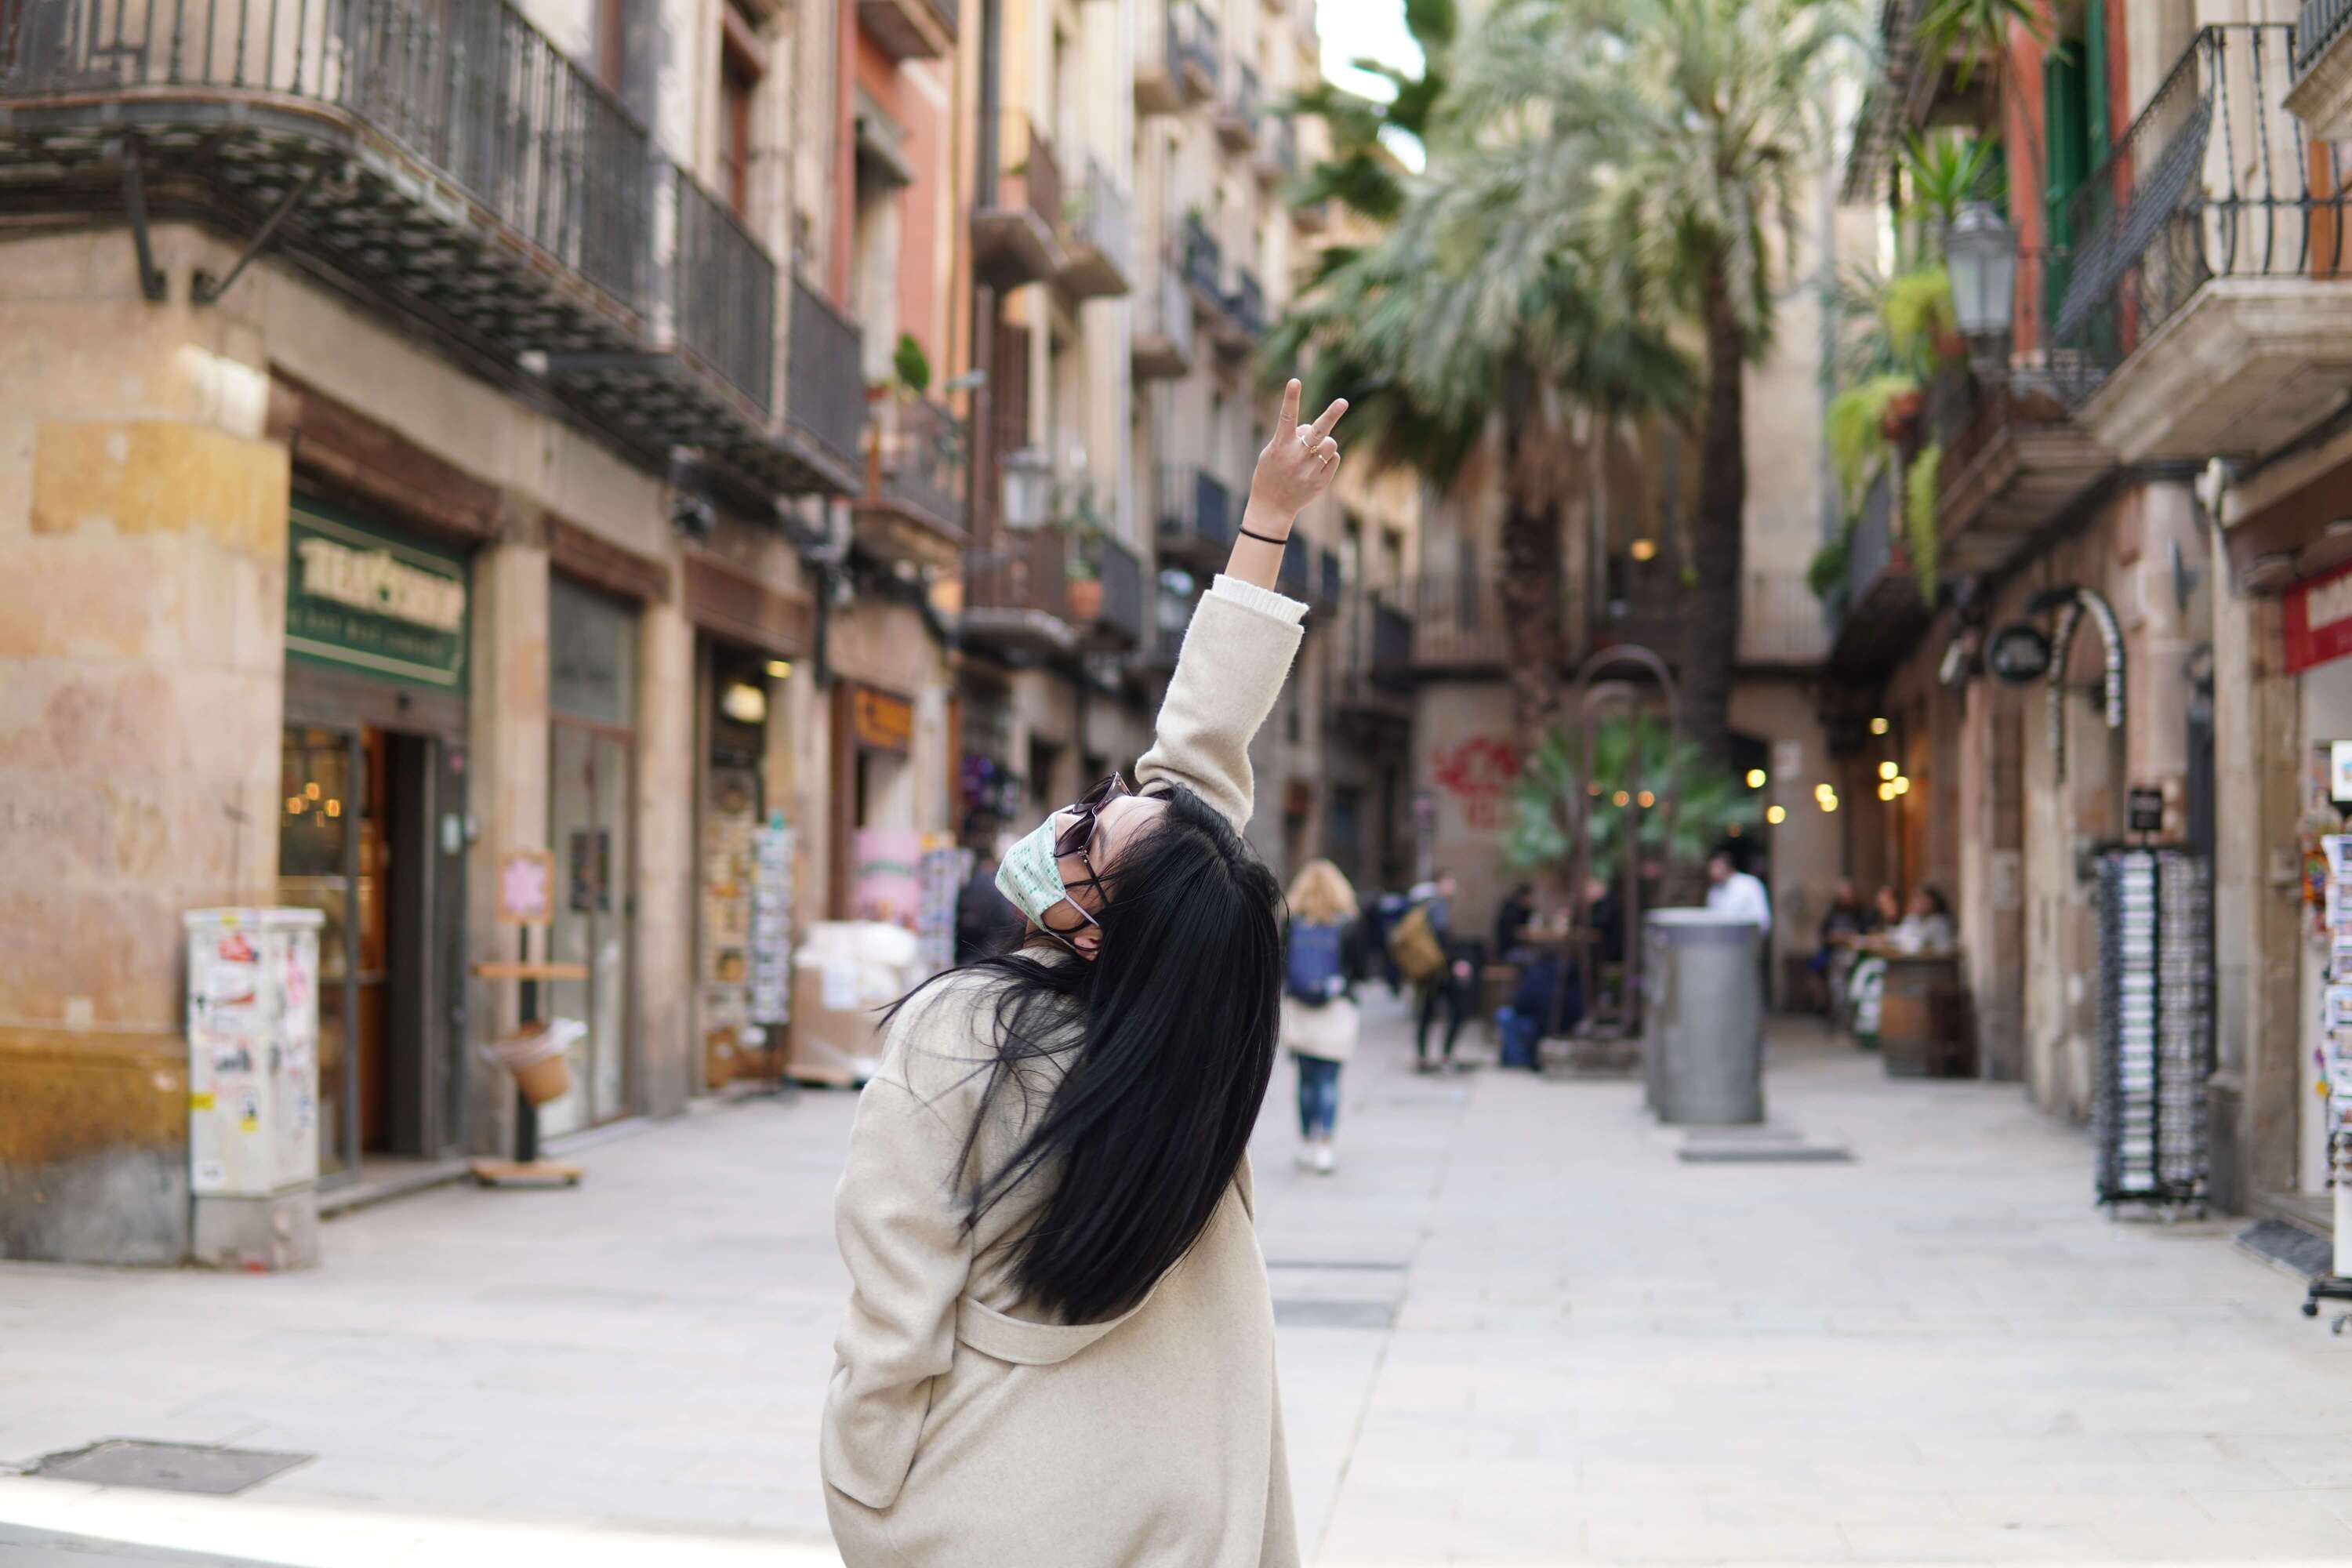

{"left": 1281, "top": 858, "right": 1364, "bottom": 1174}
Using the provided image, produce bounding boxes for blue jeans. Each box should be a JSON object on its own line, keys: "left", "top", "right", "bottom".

{"left": 1294, "top": 1054, "right": 1342, "bottom": 1139}
{"left": 1495, "top": 1007, "right": 1542, "bottom": 1069}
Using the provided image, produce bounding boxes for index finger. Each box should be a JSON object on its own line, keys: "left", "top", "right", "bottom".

{"left": 1307, "top": 397, "right": 1350, "bottom": 441}
{"left": 1276, "top": 378, "right": 1301, "bottom": 435}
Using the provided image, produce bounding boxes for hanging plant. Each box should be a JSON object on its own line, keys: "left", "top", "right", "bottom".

{"left": 1807, "top": 520, "right": 1854, "bottom": 609}
{"left": 1905, "top": 442, "right": 1944, "bottom": 605}
{"left": 1827, "top": 374, "right": 1918, "bottom": 514}
{"left": 1884, "top": 267, "right": 1962, "bottom": 368}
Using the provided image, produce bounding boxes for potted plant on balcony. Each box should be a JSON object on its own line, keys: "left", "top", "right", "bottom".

{"left": 1055, "top": 480, "right": 1110, "bottom": 623}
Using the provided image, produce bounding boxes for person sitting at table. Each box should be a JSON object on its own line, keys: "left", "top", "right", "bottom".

{"left": 1886, "top": 884, "right": 1955, "bottom": 955}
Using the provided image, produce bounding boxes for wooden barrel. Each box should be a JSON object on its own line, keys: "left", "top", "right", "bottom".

{"left": 1878, "top": 954, "right": 1973, "bottom": 1077}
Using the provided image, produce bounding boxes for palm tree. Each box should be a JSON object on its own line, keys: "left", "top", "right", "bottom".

{"left": 1444, "top": 0, "right": 1863, "bottom": 764}
{"left": 1270, "top": 165, "right": 1690, "bottom": 753}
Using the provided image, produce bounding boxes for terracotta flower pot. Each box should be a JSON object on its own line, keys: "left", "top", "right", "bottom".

{"left": 1881, "top": 389, "right": 1923, "bottom": 444}
{"left": 1067, "top": 577, "right": 1104, "bottom": 623}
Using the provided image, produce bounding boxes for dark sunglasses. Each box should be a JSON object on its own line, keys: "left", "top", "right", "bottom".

{"left": 1037, "top": 775, "right": 1132, "bottom": 946}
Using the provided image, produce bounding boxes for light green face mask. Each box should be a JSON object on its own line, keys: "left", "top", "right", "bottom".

{"left": 995, "top": 815, "right": 1076, "bottom": 934}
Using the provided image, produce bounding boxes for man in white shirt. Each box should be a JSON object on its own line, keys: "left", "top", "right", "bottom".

{"left": 1704, "top": 849, "right": 1773, "bottom": 936}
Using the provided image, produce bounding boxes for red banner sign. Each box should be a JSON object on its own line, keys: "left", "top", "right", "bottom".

{"left": 2286, "top": 557, "right": 2352, "bottom": 674}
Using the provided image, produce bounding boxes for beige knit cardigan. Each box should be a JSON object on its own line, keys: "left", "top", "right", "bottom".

{"left": 822, "top": 577, "right": 1307, "bottom": 1568}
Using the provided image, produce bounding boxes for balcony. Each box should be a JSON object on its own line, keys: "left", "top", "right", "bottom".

{"left": 2286, "top": 0, "right": 2352, "bottom": 140}
{"left": 859, "top": 0, "right": 956, "bottom": 63}
{"left": 1330, "top": 589, "right": 1414, "bottom": 721}
{"left": 2053, "top": 24, "right": 2352, "bottom": 463}
{"left": 1403, "top": 574, "right": 1512, "bottom": 671}
{"left": 1132, "top": 257, "right": 1196, "bottom": 379}
{"left": 1278, "top": 535, "right": 1312, "bottom": 598}
{"left": 1137, "top": 0, "right": 1216, "bottom": 116}
{"left": 1255, "top": 114, "right": 1298, "bottom": 187}
{"left": 1147, "top": 589, "right": 1200, "bottom": 671}
{"left": 1074, "top": 532, "right": 1148, "bottom": 650}
{"left": 1218, "top": 267, "right": 1266, "bottom": 350}
{"left": 1591, "top": 565, "right": 1686, "bottom": 665}
{"left": 1215, "top": 64, "right": 1260, "bottom": 154}
{"left": 1737, "top": 571, "right": 1831, "bottom": 671}
{"left": 1824, "top": 469, "right": 1928, "bottom": 681}
{"left": 1156, "top": 463, "right": 1235, "bottom": 570}
{"left": 1181, "top": 214, "right": 1226, "bottom": 307}
{"left": 1058, "top": 159, "right": 1133, "bottom": 299}
{"left": 0, "top": 0, "right": 861, "bottom": 497}
{"left": 1316, "top": 546, "right": 1342, "bottom": 612}
{"left": 783, "top": 277, "right": 868, "bottom": 490}
{"left": 974, "top": 114, "right": 1065, "bottom": 289}
{"left": 857, "top": 394, "right": 965, "bottom": 570}
{"left": 963, "top": 526, "right": 1075, "bottom": 659}
{"left": 1921, "top": 336, "right": 2112, "bottom": 583}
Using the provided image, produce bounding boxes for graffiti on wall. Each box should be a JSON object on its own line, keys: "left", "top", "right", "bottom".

{"left": 1430, "top": 736, "right": 1520, "bottom": 833}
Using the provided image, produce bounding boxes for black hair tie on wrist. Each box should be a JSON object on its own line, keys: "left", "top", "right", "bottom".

{"left": 1236, "top": 524, "right": 1289, "bottom": 546}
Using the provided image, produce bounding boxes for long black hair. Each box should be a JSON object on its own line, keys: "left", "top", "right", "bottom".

{"left": 890, "top": 781, "right": 1283, "bottom": 1323}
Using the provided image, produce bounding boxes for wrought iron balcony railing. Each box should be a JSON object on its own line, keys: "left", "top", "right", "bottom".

{"left": 975, "top": 112, "right": 1065, "bottom": 286}
{"left": 0, "top": 0, "right": 862, "bottom": 496}
{"left": 1177, "top": 1, "right": 1218, "bottom": 87}
{"left": 2051, "top": 23, "right": 2345, "bottom": 405}
{"left": 1132, "top": 255, "right": 1195, "bottom": 379}
{"left": 675, "top": 175, "right": 776, "bottom": 412}
{"left": 1156, "top": 462, "right": 1234, "bottom": 562}
{"left": 866, "top": 394, "right": 965, "bottom": 539}
{"left": 2298, "top": 0, "right": 2352, "bottom": 74}
{"left": 1181, "top": 212, "right": 1224, "bottom": 300}
{"left": 1224, "top": 267, "right": 1266, "bottom": 339}
{"left": 788, "top": 274, "right": 867, "bottom": 481}
{"left": 3, "top": 0, "right": 659, "bottom": 310}
{"left": 1278, "top": 534, "right": 1312, "bottom": 597}
{"left": 1059, "top": 158, "right": 1132, "bottom": 298}
{"left": 1083, "top": 532, "right": 1147, "bottom": 648}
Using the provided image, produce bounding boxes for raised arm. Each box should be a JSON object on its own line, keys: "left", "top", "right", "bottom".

{"left": 1135, "top": 380, "right": 1348, "bottom": 828}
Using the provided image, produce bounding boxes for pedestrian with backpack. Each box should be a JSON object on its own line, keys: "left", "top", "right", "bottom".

{"left": 1392, "top": 873, "right": 1475, "bottom": 1073}
{"left": 1282, "top": 858, "right": 1364, "bottom": 1174}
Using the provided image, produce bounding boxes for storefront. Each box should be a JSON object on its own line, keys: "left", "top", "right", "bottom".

{"left": 544, "top": 575, "right": 639, "bottom": 1138}
{"left": 695, "top": 643, "right": 796, "bottom": 1090}
{"left": 833, "top": 682, "right": 920, "bottom": 923}
{"left": 276, "top": 497, "right": 471, "bottom": 1183}
{"left": 2285, "top": 564, "right": 2352, "bottom": 1209}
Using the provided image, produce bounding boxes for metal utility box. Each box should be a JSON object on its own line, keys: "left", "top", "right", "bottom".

{"left": 184, "top": 908, "right": 324, "bottom": 1268}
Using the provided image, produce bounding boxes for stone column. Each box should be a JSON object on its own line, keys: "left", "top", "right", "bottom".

{"left": 0, "top": 230, "right": 290, "bottom": 1263}
{"left": 1959, "top": 679, "right": 2027, "bottom": 1080}
{"left": 463, "top": 533, "right": 550, "bottom": 1157}
{"left": 635, "top": 591, "right": 696, "bottom": 1118}
{"left": 2209, "top": 548, "right": 2303, "bottom": 1214}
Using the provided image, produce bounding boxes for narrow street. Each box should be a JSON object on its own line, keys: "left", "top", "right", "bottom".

{"left": 4, "top": 998, "right": 2348, "bottom": 1566}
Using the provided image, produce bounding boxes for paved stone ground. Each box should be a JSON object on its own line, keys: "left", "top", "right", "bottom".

{"left": 4, "top": 996, "right": 2350, "bottom": 1565}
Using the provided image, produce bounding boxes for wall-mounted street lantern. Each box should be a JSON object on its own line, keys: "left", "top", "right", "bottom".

{"left": 1946, "top": 201, "right": 2018, "bottom": 381}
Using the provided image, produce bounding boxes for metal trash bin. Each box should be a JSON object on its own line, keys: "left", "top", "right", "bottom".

{"left": 1643, "top": 908, "right": 1765, "bottom": 1125}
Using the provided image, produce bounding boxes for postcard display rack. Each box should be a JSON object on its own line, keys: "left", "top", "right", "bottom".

{"left": 2092, "top": 847, "right": 2214, "bottom": 1214}
{"left": 2303, "top": 837, "right": 2352, "bottom": 1327}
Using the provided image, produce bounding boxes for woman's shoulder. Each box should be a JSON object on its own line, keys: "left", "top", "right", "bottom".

{"left": 876, "top": 970, "right": 1010, "bottom": 1107}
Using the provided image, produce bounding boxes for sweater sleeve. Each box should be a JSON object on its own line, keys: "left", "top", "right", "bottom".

{"left": 1134, "top": 575, "right": 1306, "bottom": 829}
{"left": 820, "top": 992, "right": 985, "bottom": 1510}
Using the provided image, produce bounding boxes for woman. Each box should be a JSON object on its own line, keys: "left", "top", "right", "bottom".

{"left": 1280, "top": 858, "right": 1363, "bottom": 1174}
{"left": 822, "top": 381, "right": 1348, "bottom": 1567}
{"left": 1888, "top": 884, "right": 1956, "bottom": 954}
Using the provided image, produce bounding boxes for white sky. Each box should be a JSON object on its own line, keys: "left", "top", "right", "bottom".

{"left": 1315, "top": 0, "right": 1428, "bottom": 169}
{"left": 1318, "top": 0, "right": 1424, "bottom": 98}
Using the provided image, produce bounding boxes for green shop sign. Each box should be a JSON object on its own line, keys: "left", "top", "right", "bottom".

{"left": 285, "top": 504, "right": 468, "bottom": 688}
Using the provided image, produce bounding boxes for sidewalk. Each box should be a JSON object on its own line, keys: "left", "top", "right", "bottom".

{"left": 3, "top": 999, "right": 2348, "bottom": 1564}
